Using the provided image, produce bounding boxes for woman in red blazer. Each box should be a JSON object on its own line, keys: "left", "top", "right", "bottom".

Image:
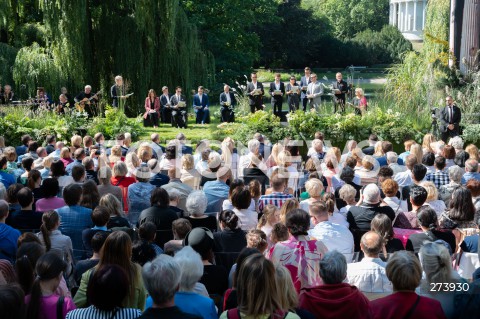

{"left": 144, "top": 89, "right": 160, "bottom": 128}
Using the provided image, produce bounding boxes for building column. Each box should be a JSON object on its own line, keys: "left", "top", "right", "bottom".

{"left": 460, "top": 0, "right": 480, "bottom": 74}
{"left": 399, "top": 3, "right": 404, "bottom": 31}
{"left": 405, "top": 1, "right": 409, "bottom": 31}
{"left": 413, "top": 1, "right": 417, "bottom": 31}
{"left": 393, "top": 2, "right": 398, "bottom": 27}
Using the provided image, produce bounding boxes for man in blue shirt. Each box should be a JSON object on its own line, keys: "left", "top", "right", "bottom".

{"left": 0, "top": 155, "right": 16, "bottom": 190}
{"left": 462, "top": 159, "right": 480, "bottom": 185}
{"left": 0, "top": 200, "right": 20, "bottom": 264}
{"left": 66, "top": 148, "right": 86, "bottom": 175}
{"left": 56, "top": 184, "right": 93, "bottom": 259}
{"left": 203, "top": 167, "right": 231, "bottom": 213}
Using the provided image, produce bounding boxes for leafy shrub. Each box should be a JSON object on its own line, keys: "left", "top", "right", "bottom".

{"left": 287, "top": 106, "right": 429, "bottom": 145}
{"left": 88, "top": 106, "right": 145, "bottom": 141}
{"left": 213, "top": 111, "right": 295, "bottom": 144}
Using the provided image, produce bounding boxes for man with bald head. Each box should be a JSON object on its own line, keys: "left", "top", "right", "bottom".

{"left": 150, "top": 133, "right": 165, "bottom": 159}
{"left": 346, "top": 231, "right": 393, "bottom": 295}
{"left": 219, "top": 85, "right": 236, "bottom": 123}
{"left": 0, "top": 200, "right": 21, "bottom": 263}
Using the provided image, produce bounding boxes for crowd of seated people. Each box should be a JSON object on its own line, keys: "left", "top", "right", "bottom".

{"left": 0, "top": 130, "right": 480, "bottom": 319}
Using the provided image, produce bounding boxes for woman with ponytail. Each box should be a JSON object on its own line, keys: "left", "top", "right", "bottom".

{"left": 322, "top": 192, "right": 348, "bottom": 227}
{"left": 36, "top": 211, "right": 73, "bottom": 279}
{"left": 213, "top": 210, "right": 247, "bottom": 252}
{"left": 25, "top": 252, "right": 76, "bottom": 319}
{"left": 406, "top": 206, "right": 456, "bottom": 254}
{"left": 370, "top": 214, "right": 405, "bottom": 255}
{"left": 15, "top": 242, "right": 45, "bottom": 295}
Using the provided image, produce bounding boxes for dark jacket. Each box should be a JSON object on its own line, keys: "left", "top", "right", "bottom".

{"left": 138, "top": 205, "right": 178, "bottom": 247}
{"left": 347, "top": 203, "right": 395, "bottom": 251}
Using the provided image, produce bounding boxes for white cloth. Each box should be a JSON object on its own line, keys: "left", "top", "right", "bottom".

{"left": 389, "top": 163, "right": 407, "bottom": 176}
{"left": 346, "top": 257, "right": 393, "bottom": 293}
{"left": 329, "top": 212, "right": 349, "bottom": 228}
{"left": 394, "top": 169, "right": 413, "bottom": 187}
{"left": 427, "top": 200, "right": 447, "bottom": 217}
{"left": 308, "top": 221, "right": 354, "bottom": 262}
{"left": 233, "top": 208, "right": 258, "bottom": 231}
{"left": 383, "top": 197, "right": 408, "bottom": 214}
{"left": 223, "top": 199, "right": 255, "bottom": 212}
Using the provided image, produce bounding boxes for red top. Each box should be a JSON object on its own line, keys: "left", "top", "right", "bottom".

{"left": 370, "top": 291, "right": 447, "bottom": 319}
{"left": 110, "top": 176, "right": 136, "bottom": 212}
{"left": 299, "top": 283, "right": 371, "bottom": 319}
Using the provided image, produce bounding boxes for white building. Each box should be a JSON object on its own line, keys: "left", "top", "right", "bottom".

{"left": 389, "top": 0, "right": 428, "bottom": 42}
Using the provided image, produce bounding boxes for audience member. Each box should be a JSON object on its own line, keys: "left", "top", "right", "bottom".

{"left": 406, "top": 206, "right": 456, "bottom": 253}
{"left": 128, "top": 164, "right": 156, "bottom": 224}
{"left": 370, "top": 214, "right": 404, "bottom": 254}
{"left": 439, "top": 186, "right": 477, "bottom": 229}
{"left": 426, "top": 156, "right": 450, "bottom": 189}
{"left": 268, "top": 209, "right": 327, "bottom": 293}
{"left": 185, "top": 190, "right": 217, "bottom": 231}
{"left": 184, "top": 227, "right": 229, "bottom": 296}
{"left": 421, "top": 181, "right": 446, "bottom": 216}
{"left": 370, "top": 251, "right": 447, "bottom": 319}
{"left": 462, "top": 159, "right": 480, "bottom": 185}
{"left": 36, "top": 178, "right": 65, "bottom": 212}
{"left": 81, "top": 206, "right": 111, "bottom": 257}
{"left": 111, "top": 161, "right": 136, "bottom": 212}
{"left": 0, "top": 200, "right": 20, "bottom": 263}
{"left": 258, "top": 175, "right": 293, "bottom": 212}
{"left": 308, "top": 201, "right": 354, "bottom": 262}
{"left": 139, "top": 255, "right": 201, "bottom": 319}
{"left": 347, "top": 184, "right": 395, "bottom": 250}
{"left": 74, "top": 231, "right": 147, "bottom": 310}
{"left": 56, "top": 184, "right": 92, "bottom": 259}
{"left": 147, "top": 158, "right": 170, "bottom": 187}
{"left": 138, "top": 187, "right": 179, "bottom": 246}
{"left": 162, "top": 168, "right": 194, "bottom": 212}
{"left": 73, "top": 231, "right": 108, "bottom": 285}
{"left": 99, "top": 193, "right": 130, "bottom": 229}
{"left": 346, "top": 231, "right": 393, "bottom": 295}
{"left": 203, "top": 167, "right": 231, "bottom": 213}
{"left": 214, "top": 209, "right": 247, "bottom": 252}
{"left": 8, "top": 187, "right": 43, "bottom": 230}
{"left": 439, "top": 165, "right": 464, "bottom": 207}
{"left": 299, "top": 250, "right": 371, "bottom": 319}
{"left": 164, "top": 218, "right": 192, "bottom": 255}
{"left": 394, "top": 185, "right": 428, "bottom": 229}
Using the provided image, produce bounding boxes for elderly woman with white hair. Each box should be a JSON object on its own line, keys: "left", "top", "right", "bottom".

{"left": 353, "top": 87, "right": 368, "bottom": 115}
{"left": 141, "top": 255, "right": 202, "bottom": 319}
{"left": 185, "top": 190, "right": 217, "bottom": 232}
{"left": 421, "top": 181, "right": 447, "bottom": 217}
{"left": 238, "top": 139, "right": 261, "bottom": 178}
{"left": 417, "top": 242, "right": 463, "bottom": 319}
{"left": 439, "top": 165, "right": 464, "bottom": 208}
{"left": 141, "top": 246, "right": 216, "bottom": 319}
{"left": 346, "top": 184, "right": 396, "bottom": 251}
{"left": 356, "top": 155, "right": 379, "bottom": 186}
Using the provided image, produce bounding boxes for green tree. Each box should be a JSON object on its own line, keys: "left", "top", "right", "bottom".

{"left": 181, "top": 0, "right": 280, "bottom": 86}
{"left": 320, "top": 0, "right": 389, "bottom": 38}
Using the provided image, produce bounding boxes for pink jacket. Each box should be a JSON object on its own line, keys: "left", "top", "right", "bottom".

{"left": 143, "top": 97, "right": 160, "bottom": 119}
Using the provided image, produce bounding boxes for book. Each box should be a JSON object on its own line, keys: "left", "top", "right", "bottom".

{"left": 177, "top": 101, "right": 186, "bottom": 108}
{"left": 291, "top": 86, "right": 299, "bottom": 93}
{"left": 252, "top": 89, "right": 262, "bottom": 96}
{"left": 274, "top": 90, "right": 282, "bottom": 96}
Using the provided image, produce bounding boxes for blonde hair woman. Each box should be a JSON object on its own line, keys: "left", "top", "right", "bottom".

{"left": 220, "top": 254, "right": 300, "bottom": 319}
{"left": 279, "top": 198, "right": 299, "bottom": 224}
{"left": 70, "top": 134, "right": 82, "bottom": 153}
{"left": 221, "top": 137, "right": 239, "bottom": 179}
{"left": 275, "top": 264, "right": 303, "bottom": 316}
{"left": 59, "top": 147, "right": 73, "bottom": 168}
{"left": 373, "top": 141, "right": 384, "bottom": 157}
{"left": 273, "top": 150, "right": 298, "bottom": 194}
{"left": 420, "top": 181, "right": 446, "bottom": 216}
{"left": 99, "top": 193, "right": 129, "bottom": 228}
{"left": 108, "top": 145, "right": 123, "bottom": 167}
{"left": 125, "top": 152, "right": 141, "bottom": 177}
{"left": 354, "top": 87, "right": 368, "bottom": 115}
{"left": 422, "top": 133, "right": 436, "bottom": 154}
{"left": 180, "top": 154, "right": 199, "bottom": 189}
{"left": 299, "top": 178, "right": 324, "bottom": 212}
{"left": 466, "top": 144, "right": 479, "bottom": 161}
{"left": 410, "top": 144, "right": 423, "bottom": 166}
{"left": 266, "top": 143, "right": 283, "bottom": 168}
{"left": 136, "top": 143, "right": 153, "bottom": 163}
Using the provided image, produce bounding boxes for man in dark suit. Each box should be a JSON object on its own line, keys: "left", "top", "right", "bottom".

{"left": 269, "top": 73, "right": 285, "bottom": 117}
{"left": 439, "top": 95, "right": 461, "bottom": 142}
{"left": 332, "top": 72, "right": 349, "bottom": 113}
{"left": 170, "top": 86, "right": 187, "bottom": 129}
{"left": 176, "top": 133, "right": 193, "bottom": 155}
{"left": 247, "top": 72, "right": 264, "bottom": 113}
{"left": 300, "top": 67, "right": 311, "bottom": 111}
{"left": 219, "top": 85, "right": 236, "bottom": 123}
{"left": 192, "top": 86, "right": 210, "bottom": 124}
{"left": 110, "top": 75, "right": 130, "bottom": 108}
{"left": 160, "top": 86, "right": 172, "bottom": 124}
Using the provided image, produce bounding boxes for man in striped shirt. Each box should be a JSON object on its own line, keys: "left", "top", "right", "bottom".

{"left": 258, "top": 175, "right": 293, "bottom": 212}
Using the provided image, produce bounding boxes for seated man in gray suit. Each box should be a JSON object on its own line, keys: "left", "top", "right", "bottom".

{"left": 306, "top": 73, "right": 324, "bottom": 112}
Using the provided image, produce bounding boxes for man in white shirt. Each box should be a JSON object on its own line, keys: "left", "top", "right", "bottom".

{"left": 387, "top": 152, "right": 407, "bottom": 176}
{"left": 346, "top": 231, "right": 393, "bottom": 295}
{"left": 308, "top": 202, "right": 354, "bottom": 262}
{"left": 394, "top": 154, "right": 417, "bottom": 187}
